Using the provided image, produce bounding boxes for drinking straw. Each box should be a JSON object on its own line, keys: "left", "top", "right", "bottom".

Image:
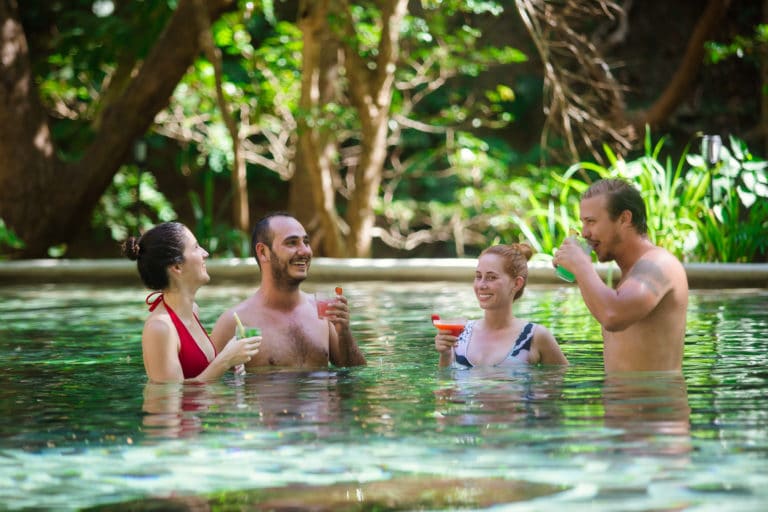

{"left": 233, "top": 312, "right": 246, "bottom": 338}
{"left": 231, "top": 312, "right": 248, "bottom": 376}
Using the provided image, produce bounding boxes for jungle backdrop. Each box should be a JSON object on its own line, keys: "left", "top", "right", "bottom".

{"left": 1, "top": 0, "right": 766, "bottom": 262}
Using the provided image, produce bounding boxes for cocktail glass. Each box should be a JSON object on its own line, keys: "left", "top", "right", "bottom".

{"left": 233, "top": 312, "right": 261, "bottom": 375}
{"left": 315, "top": 287, "right": 342, "bottom": 319}
{"left": 432, "top": 316, "right": 467, "bottom": 336}
{"left": 555, "top": 236, "right": 592, "bottom": 283}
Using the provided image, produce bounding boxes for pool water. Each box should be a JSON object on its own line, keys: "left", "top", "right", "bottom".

{"left": 0, "top": 282, "right": 766, "bottom": 511}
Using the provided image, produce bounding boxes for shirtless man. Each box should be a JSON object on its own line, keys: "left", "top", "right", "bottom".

{"left": 211, "top": 213, "right": 366, "bottom": 369}
{"left": 553, "top": 179, "right": 688, "bottom": 373}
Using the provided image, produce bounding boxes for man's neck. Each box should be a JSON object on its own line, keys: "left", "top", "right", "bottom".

{"left": 258, "top": 281, "right": 303, "bottom": 311}
{"left": 615, "top": 235, "right": 655, "bottom": 275}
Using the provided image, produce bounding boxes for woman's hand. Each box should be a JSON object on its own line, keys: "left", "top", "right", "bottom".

{"left": 219, "top": 334, "right": 261, "bottom": 367}
{"left": 434, "top": 330, "right": 458, "bottom": 355}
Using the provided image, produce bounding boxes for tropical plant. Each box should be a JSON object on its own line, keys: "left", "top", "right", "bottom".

{"left": 94, "top": 166, "right": 177, "bottom": 243}
{"left": 553, "top": 130, "right": 767, "bottom": 263}
{"left": 0, "top": 219, "right": 24, "bottom": 256}
{"left": 686, "top": 135, "right": 768, "bottom": 262}
{"left": 188, "top": 189, "right": 252, "bottom": 258}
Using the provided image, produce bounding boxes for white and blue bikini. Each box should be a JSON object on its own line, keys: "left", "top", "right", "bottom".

{"left": 453, "top": 320, "right": 537, "bottom": 368}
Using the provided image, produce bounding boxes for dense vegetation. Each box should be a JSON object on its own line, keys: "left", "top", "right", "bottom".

{"left": 1, "top": 0, "right": 765, "bottom": 262}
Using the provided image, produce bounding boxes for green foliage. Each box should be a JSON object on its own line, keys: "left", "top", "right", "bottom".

{"left": 188, "top": 191, "right": 251, "bottom": 258}
{"left": 686, "top": 136, "right": 768, "bottom": 262}
{"left": 93, "top": 166, "right": 177, "bottom": 242}
{"left": 556, "top": 131, "right": 768, "bottom": 263}
{"left": 506, "top": 175, "right": 580, "bottom": 257}
{"left": 705, "top": 23, "right": 768, "bottom": 64}
{"left": 21, "top": 1, "right": 762, "bottom": 264}
{"left": 0, "top": 219, "right": 25, "bottom": 256}
{"left": 380, "top": 131, "right": 577, "bottom": 257}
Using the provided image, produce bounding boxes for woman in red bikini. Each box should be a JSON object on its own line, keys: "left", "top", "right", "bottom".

{"left": 123, "top": 222, "right": 260, "bottom": 383}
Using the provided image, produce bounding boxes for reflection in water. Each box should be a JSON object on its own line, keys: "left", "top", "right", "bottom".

{"left": 238, "top": 370, "right": 342, "bottom": 431}
{"left": 602, "top": 372, "right": 692, "bottom": 457}
{"left": 434, "top": 366, "right": 567, "bottom": 428}
{"left": 142, "top": 382, "right": 216, "bottom": 439}
{"left": 142, "top": 371, "right": 344, "bottom": 439}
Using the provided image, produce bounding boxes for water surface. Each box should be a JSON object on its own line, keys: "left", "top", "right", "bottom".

{"left": 0, "top": 282, "right": 766, "bottom": 510}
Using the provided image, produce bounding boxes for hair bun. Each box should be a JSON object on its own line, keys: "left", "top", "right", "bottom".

{"left": 122, "top": 237, "right": 141, "bottom": 261}
{"left": 515, "top": 243, "right": 534, "bottom": 261}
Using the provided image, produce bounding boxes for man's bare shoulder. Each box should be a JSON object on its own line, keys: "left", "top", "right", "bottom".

{"left": 645, "top": 246, "right": 686, "bottom": 279}
{"left": 224, "top": 293, "right": 263, "bottom": 321}
{"left": 624, "top": 247, "right": 686, "bottom": 296}
{"left": 211, "top": 293, "right": 261, "bottom": 347}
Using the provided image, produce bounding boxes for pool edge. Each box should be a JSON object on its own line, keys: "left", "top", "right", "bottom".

{"left": 0, "top": 258, "right": 766, "bottom": 289}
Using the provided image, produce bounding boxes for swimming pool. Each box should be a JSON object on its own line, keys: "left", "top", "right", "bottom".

{"left": 0, "top": 282, "right": 766, "bottom": 510}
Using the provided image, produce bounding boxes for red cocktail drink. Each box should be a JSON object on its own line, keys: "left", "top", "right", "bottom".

{"left": 316, "top": 287, "right": 342, "bottom": 319}
{"left": 433, "top": 318, "right": 467, "bottom": 336}
{"left": 316, "top": 298, "right": 333, "bottom": 318}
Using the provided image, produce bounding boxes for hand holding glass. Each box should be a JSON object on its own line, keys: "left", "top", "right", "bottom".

{"left": 555, "top": 236, "right": 592, "bottom": 283}
{"left": 432, "top": 314, "right": 467, "bottom": 336}
{"left": 232, "top": 312, "right": 261, "bottom": 375}
{"left": 316, "top": 287, "right": 343, "bottom": 319}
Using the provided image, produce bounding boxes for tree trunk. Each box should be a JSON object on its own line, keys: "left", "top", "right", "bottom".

{"left": 638, "top": 0, "right": 732, "bottom": 129}
{"left": 342, "top": 0, "right": 408, "bottom": 257}
{"left": 0, "top": 0, "right": 236, "bottom": 257}
{"left": 192, "top": 0, "right": 249, "bottom": 233}
{"left": 0, "top": 0, "right": 59, "bottom": 257}
{"left": 293, "top": 0, "right": 346, "bottom": 256}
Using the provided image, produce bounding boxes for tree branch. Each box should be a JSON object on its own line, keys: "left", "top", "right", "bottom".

{"left": 637, "top": 0, "right": 732, "bottom": 129}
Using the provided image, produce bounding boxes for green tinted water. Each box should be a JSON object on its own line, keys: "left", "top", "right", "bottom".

{"left": 0, "top": 283, "right": 766, "bottom": 510}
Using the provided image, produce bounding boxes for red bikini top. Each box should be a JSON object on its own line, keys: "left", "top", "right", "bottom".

{"left": 146, "top": 292, "right": 217, "bottom": 379}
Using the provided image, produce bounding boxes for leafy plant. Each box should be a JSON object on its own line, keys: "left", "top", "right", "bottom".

{"left": 0, "top": 218, "right": 25, "bottom": 257}
{"left": 555, "top": 130, "right": 767, "bottom": 263}
{"left": 188, "top": 190, "right": 251, "bottom": 258}
{"left": 93, "top": 165, "right": 176, "bottom": 242}
{"left": 687, "top": 135, "right": 768, "bottom": 262}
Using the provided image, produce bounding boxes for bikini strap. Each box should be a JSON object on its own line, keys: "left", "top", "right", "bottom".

{"left": 146, "top": 291, "right": 164, "bottom": 312}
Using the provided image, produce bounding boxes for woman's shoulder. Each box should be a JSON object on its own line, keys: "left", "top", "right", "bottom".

{"left": 144, "top": 313, "right": 174, "bottom": 339}
{"left": 525, "top": 320, "right": 557, "bottom": 342}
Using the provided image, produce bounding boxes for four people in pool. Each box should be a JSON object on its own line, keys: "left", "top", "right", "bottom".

{"left": 125, "top": 177, "right": 689, "bottom": 382}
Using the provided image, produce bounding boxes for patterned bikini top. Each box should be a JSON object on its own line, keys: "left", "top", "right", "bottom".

{"left": 453, "top": 320, "right": 535, "bottom": 368}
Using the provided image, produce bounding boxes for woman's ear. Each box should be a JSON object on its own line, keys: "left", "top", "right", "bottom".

{"left": 168, "top": 262, "right": 184, "bottom": 277}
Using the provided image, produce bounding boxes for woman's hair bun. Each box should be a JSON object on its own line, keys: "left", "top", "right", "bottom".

{"left": 514, "top": 243, "right": 534, "bottom": 261}
{"left": 122, "top": 236, "right": 141, "bottom": 261}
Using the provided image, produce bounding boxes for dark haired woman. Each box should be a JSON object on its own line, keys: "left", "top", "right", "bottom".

{"left": 123, "top": 222, "right": 260, "bottom": 383}
{"left": 435, "top": 243, "right": 568, "bottom": 368}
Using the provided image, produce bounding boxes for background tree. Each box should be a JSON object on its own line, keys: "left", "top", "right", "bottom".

{"left": 287, "top": 0, "right": 525, "bottom": 256}
{"left": 517, "top": 0, "right": 734, "bottom": 163}
{"left": 1, "top": 0, "right": 764, "bottom": 262}
{"left": 0, "top": 0, "right": 236, "bottom": 257}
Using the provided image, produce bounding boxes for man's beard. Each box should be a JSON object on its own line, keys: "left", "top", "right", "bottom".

{"left": 270, "top": 252, "right": 308, "bottom": 290}
{"left": 597, "top": 232, "right": 622, "bottom": 262}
